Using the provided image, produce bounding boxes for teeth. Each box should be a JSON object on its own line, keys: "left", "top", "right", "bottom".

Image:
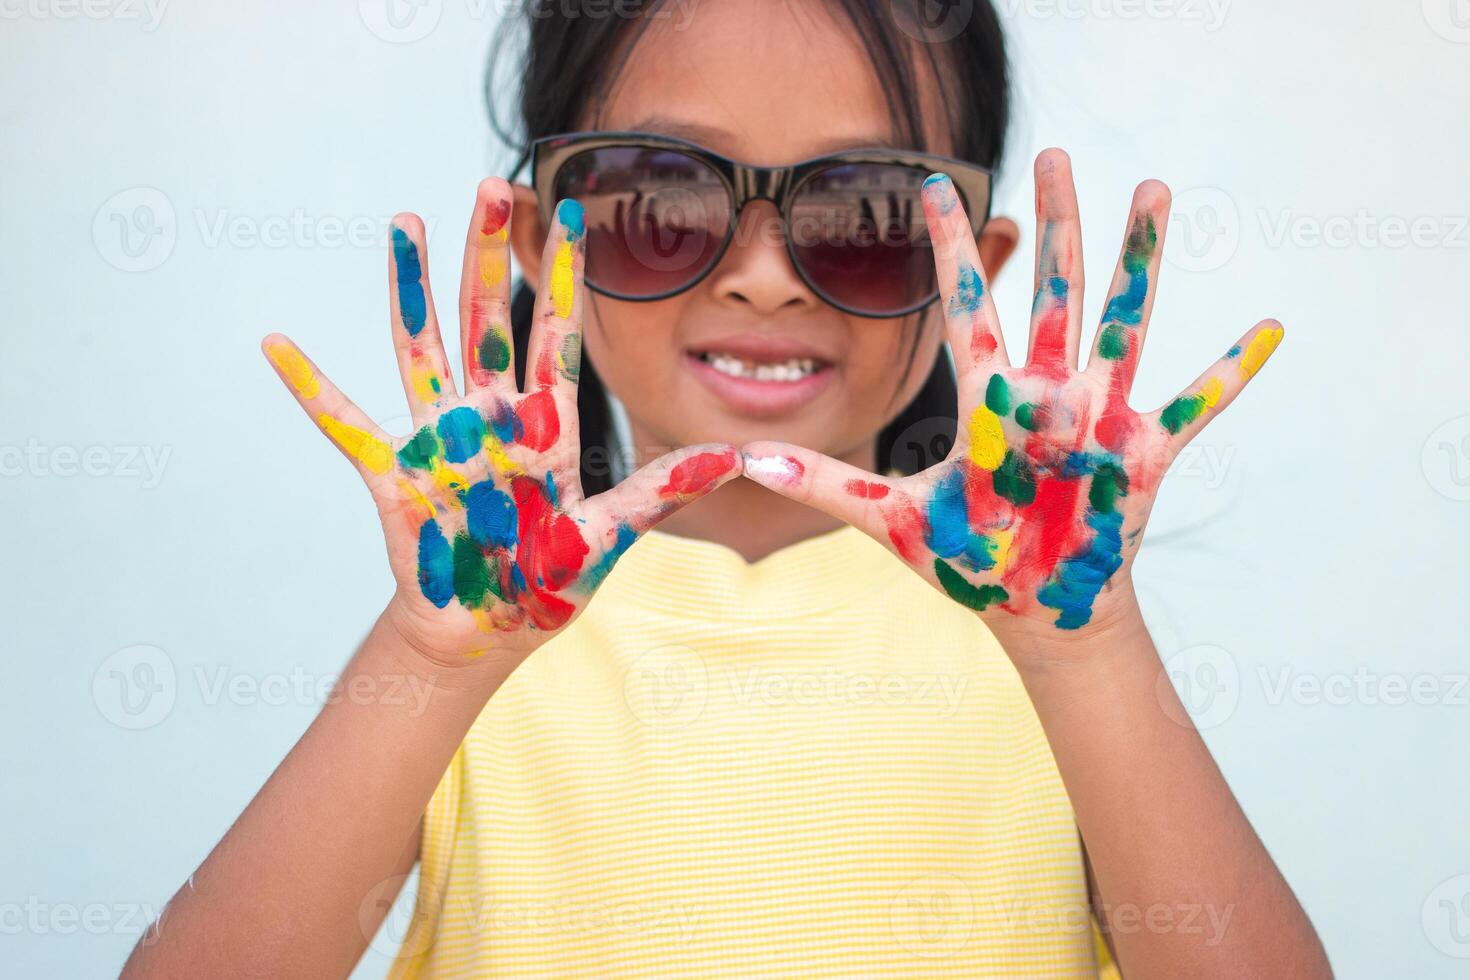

{"left": 701, "top": 353, "right": 818, "bottom": 382}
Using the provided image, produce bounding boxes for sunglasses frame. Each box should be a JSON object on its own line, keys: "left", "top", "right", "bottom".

{"left": 527, "top": 129, "right": 994, "bottom": 319}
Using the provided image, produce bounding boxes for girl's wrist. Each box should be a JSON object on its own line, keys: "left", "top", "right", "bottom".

{"left": 377, "top": 596, "right": 538, "bottom": 696}
{"left": 984, "top": 578, "right": 1153, "bottom": 680}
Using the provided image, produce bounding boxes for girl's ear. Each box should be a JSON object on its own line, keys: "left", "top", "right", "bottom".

{"left": 508, "top": 182, "right": 546, "bottom": 284}
{"left": 977, "top": 216, "right": 1021, "bottom": 280}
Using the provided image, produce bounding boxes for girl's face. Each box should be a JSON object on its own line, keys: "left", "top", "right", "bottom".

{"left": 511, "top": 0, "right": 1017, "bottom": 470}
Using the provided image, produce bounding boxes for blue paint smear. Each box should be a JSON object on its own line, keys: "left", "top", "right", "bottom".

{"left": 1037, "top": 509, "right": 1124, "bottom": 630}
{"left": 922, "top": 173, "right": 957, "bottom": 213}
{"left": 1226, "top": 345, "right": 1242, "bottom": 358}
{"left": 417, "top": 519, "right": 454, "bottom": 608}
{"left": 960, "top": 532, "right": 999, "bottom": 573}
{"left": 557, "top": 199, "right": 585, "bottom": 239}
{"left": 1059, "top": 450, "right": 1123, "bottom": 481}
{"left": 466, "top": 481, "right": 517, "bottom": 550}
{"left": 392, "top": 227, "right": 427, "bottom": 337}
{"left": 489, "top": 401, "right": 523, "bottom": 444}
{"left": 925, "top": 467, "right": 969, "bottom": 559}
{"left": 436, "top": 406, "right": 485, "bottom": 464}
{"left": 582, "top": 522, "right": 637, "bottom": 592}
{"left": 1101, "top": 248, "right": 1149, "bottom": 326}
{"left": 947, "top": 265, "right": 983, "bottom": 318}
{"left": 544, "top": 470, "right": 559, "bottom": 509}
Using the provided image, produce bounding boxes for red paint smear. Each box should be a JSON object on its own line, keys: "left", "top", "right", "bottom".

{"left": 514, "top": 390, "right": 559, "bottom": 452}
{"left": 959, "top": 459, "right": 1007, "bottom": 532}
{"left": 1029, "top": 303, "right": 1069, "bottom": 379}
{"left": 481, "top": 198, "right": 511, "bottom": 237}
{"left": 1002, "top": 475, "right": 1085, "bottom": 594}
{"left": 533, "top": 344, "right": 556, "bottom": 390}
{"left": 1094, "top": 336, "right": 1140, "bottom": 452}
{"left": 660, "top": 449, "right": 737, "bottom": 499}
{"left": 883, "top": 496, "right": 926, "bottom": 564}
{"left": 971, "top": 329, "right": 998, "bottom": 361}
{"left": 511, "top": 475, "right": 588, "bottom": 630}
{"left": 843, "top": 479, "right": 889, "bottom": 500}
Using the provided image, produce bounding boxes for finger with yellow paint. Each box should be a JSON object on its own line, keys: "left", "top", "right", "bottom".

{"left": 260, "top": 333, "right": 396, "bottom": 482}
{"left": 1152, "top": 318, "right": 1285, "bottom": 441}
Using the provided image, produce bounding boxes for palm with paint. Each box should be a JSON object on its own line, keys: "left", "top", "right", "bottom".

{"left": 262, "top": 179, "right": 740, "bottom": 664}
{"left": 745, "top": 151, "right": 1282, "bottom": 636}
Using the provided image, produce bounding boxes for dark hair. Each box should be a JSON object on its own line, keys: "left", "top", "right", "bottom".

{"left": 487, "top": 0, "right": 1009, "bottom": 495}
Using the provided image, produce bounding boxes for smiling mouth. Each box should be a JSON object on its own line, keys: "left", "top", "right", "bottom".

{"left": 694, "top": 351, "right": 826, "bottom": 383}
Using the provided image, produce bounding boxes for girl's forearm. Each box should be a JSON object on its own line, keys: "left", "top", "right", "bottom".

{"left": 120, "top": 607, "right": 515, "bottom": 979}
{"left": 993, "top": 590, "right": 1333, "bottom": 979}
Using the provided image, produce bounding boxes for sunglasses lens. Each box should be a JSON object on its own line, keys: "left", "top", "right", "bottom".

{"left": 551, "top": 146, "right": 731, "bottom": 298}
{"left": 788, "top": 163, "right": 939, "bottom": 316}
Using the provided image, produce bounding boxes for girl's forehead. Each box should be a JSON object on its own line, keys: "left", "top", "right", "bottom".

{"left": 589, "top": 0, "right": 952, "bottom": 161}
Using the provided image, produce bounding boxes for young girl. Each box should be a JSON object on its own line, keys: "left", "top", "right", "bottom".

{"left": 124, "top": 1, "right": 1331, "bottom": 976}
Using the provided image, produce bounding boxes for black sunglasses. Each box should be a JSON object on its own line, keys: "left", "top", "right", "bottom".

{"left": 525, "top": 130, "right": 993, "bottom": 318}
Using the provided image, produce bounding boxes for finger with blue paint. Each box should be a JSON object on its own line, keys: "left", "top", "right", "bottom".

{"left": 389, "top": 213, "right": 459, "bottom": 424}
{"left": 1026, "top": 148, "right": 1087, "bottom": 374}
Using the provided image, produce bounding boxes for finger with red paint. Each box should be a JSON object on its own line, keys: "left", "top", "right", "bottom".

{"left": 458, "top": 177, "right": 517, "bottom": 394}
{"left": 1026, "top": 148, "right": 1086, "bottom": 373}
{"left": 923, "top": 171, "right": 1010, "bottom": 387}
{"left": 389, "top": 212, "right": 460, "bottom": 424}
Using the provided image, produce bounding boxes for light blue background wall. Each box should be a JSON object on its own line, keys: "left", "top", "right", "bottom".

{"left": 2, "top": 1, "right": 1467, "bottom": 976}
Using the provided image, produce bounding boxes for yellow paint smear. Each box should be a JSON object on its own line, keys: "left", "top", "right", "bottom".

{"left": 1200, "top": 377, "right": 1224, "bottom": 409}
{"left": 967, "top": 405, "right": 1007, "bottom": 471}
{"left": 318, "top": 415, "right": 393, "bottom": 474}
{"left": 396, "top": 478, "right": 436, "bottom": 520}
{"left": 1239, "top": 326, "right": 1283, "bottom": 379}
{"left": 266, "top": 343, "right": 319, "bottom": 399}
{"left": 988, "top": 528, "right": 1014, "bottom": 575}
{"left": 481, "top": 435, "right": 522, "bottom": 480}
{"left": 479, "top": 249, "right": 505, "bottom": 288}
{"left": 410, "top": 362, "right": 443, "bottom": 405}
{"left": 550, "top": 240, "right": 575, "bottom": 318}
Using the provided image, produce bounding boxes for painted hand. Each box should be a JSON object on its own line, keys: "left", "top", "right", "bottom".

{"left": 744, "top": 150, "right": 1282, "bottom": 637}
{"left": 262, "top": 179, "right": 740, "bottom": 665}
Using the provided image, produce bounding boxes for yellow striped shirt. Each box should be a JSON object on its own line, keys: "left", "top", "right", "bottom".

{"left": 389, "top": 525, "right": 1119, "bottom": 978}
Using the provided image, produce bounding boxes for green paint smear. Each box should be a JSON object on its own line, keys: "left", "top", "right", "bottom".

{"left": 1097, "top": 322, "right": 1129, "bottom": 361}
{"left": 397, "top": 426, "right": 441, "bottom": 470}
{"left": 985, "top": 373, "right": 1010, "bottom": 416}
{"left": 1159, "top": 393, "right": 1208, "bottom": 434}
{"left": 934, "top": 558, "right": 1009, "bottom": 612}
{"left": 992, "top": 449, "right": 1037, "bottom": 506}
{"left": 559, "top": 331, "right": 582, "bottom": 383}
{"left": 478, "top": 327, "right": 510, "bottom": 373}
{"left": 1123, "top": 214, "right": 1157, "bottom": 274}
{"left": 1089, "top": 462, "right": 1129, "bottom": 514}
{"left": 451, "top": 533, "right": 494, "bottom": 609}
{"left": 1015, "top": 402, "right": 1041, "bottom": 431}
